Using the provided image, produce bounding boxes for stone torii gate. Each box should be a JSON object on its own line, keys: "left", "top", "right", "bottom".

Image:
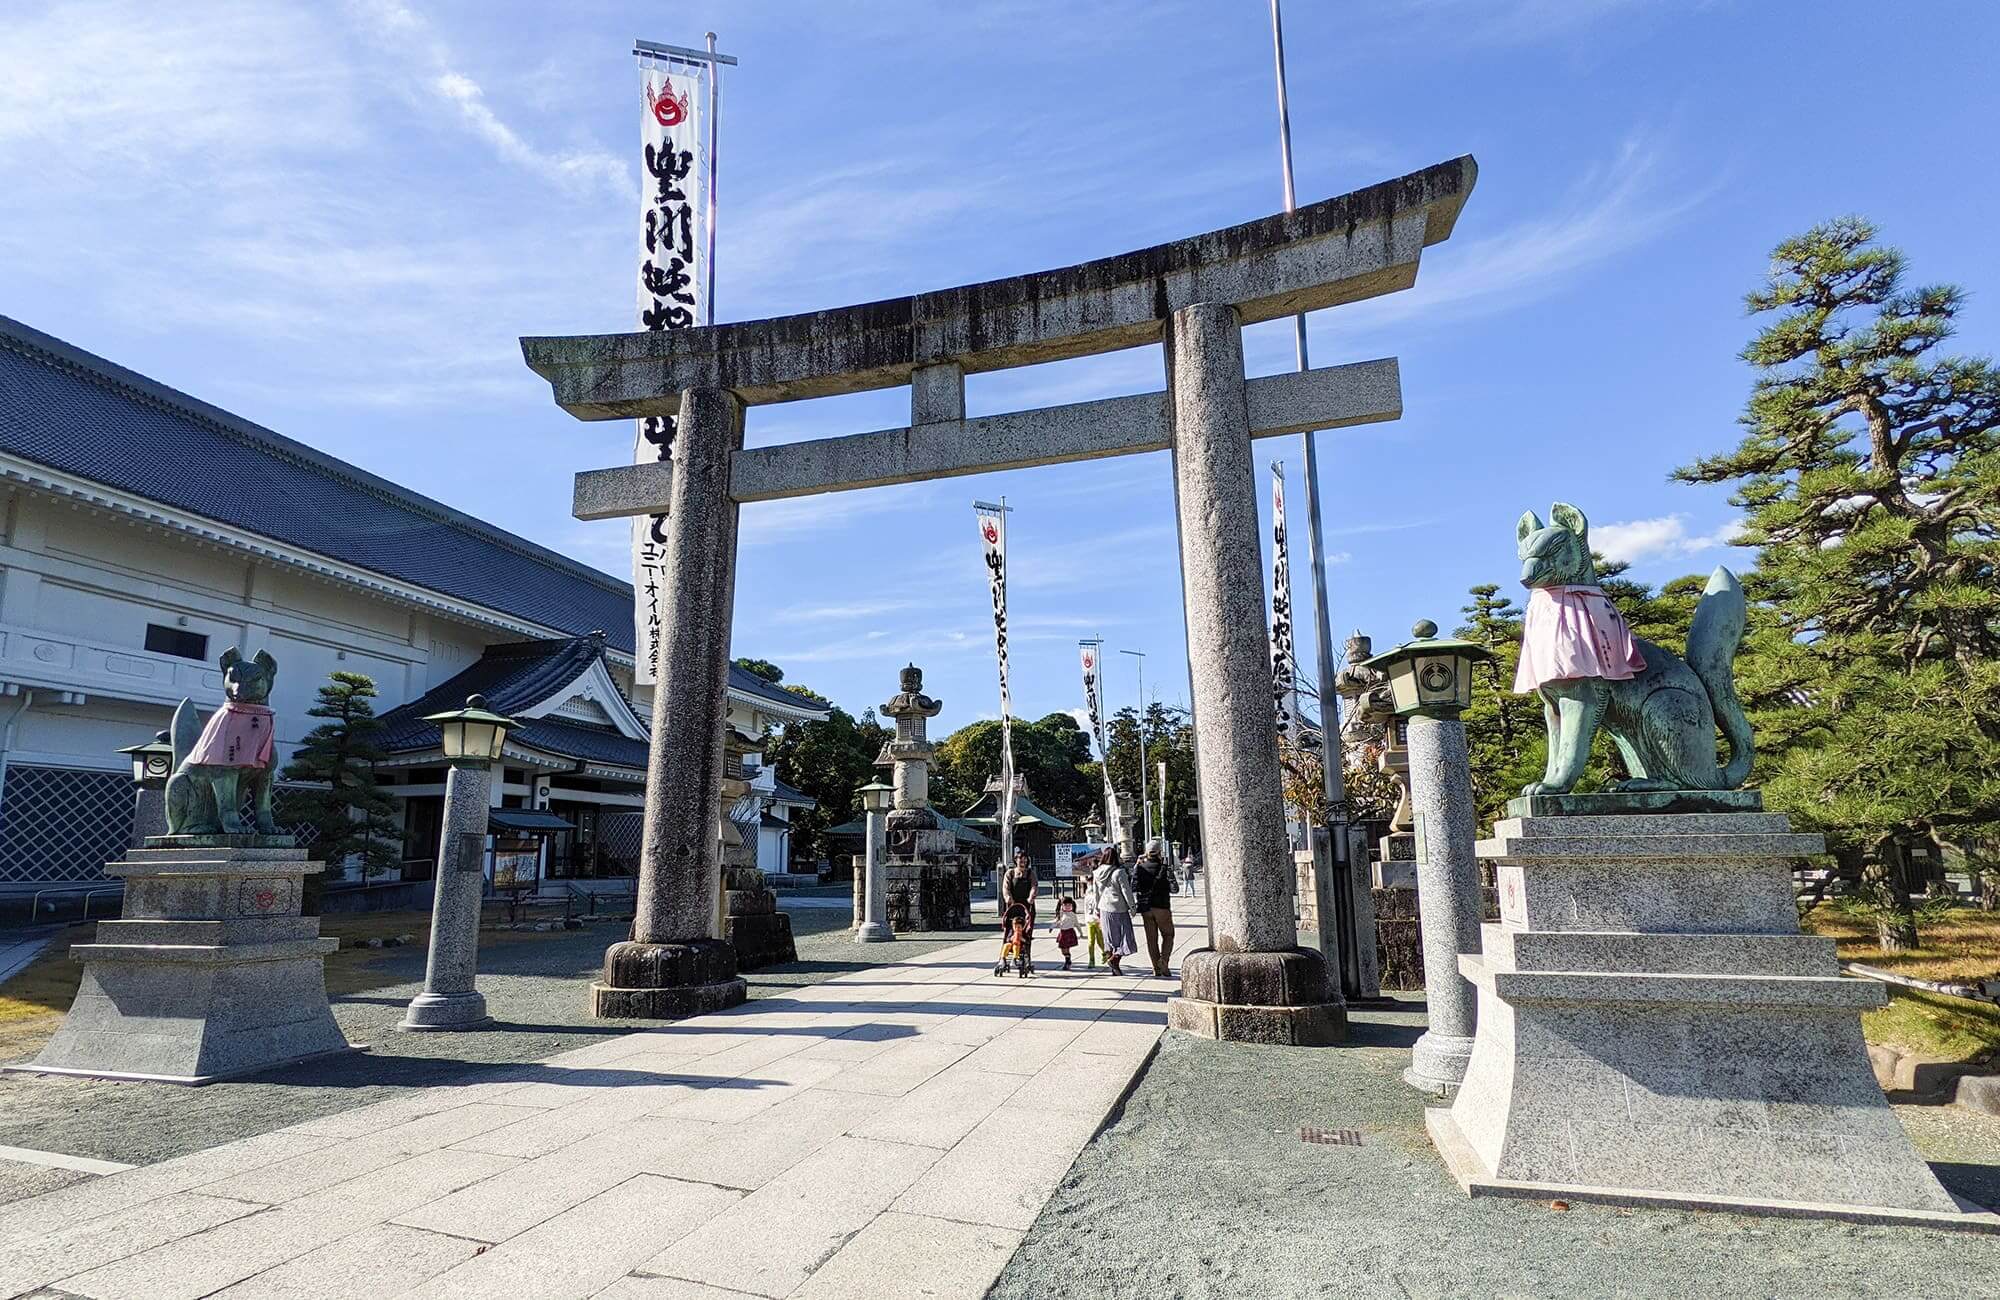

{"left": 522, "top": 156, "right": 1477, "bottom": 1042}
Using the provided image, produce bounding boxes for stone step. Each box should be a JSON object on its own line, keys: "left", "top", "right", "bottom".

{"left": 1465, "top": 958, "right": 1887, "bottom": 1009}
{"left": 67, "top": 937, "right": 339, "bottom": 965}
{"left": 1479, "top": 831, "right": 1825, "bottom": 862}
{"left": 1479, "top": 925, "right": 1836, "bottom": 978}
{"left": 1492, "top": 812, "right": 1793, "bottom": 839}
{"left": 94, "top": 918, "right": 321, "bottom": 946}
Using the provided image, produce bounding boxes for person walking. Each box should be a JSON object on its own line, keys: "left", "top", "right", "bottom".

{"left": 1000, "top": 847, "right": 1038, "bottom": 934}
{"left": 1181, "top": 845, "right": 1200, "bottom": 898}
{"left": 1078, "top": 855, "right": 1106, "bottom": 969}
{"left": 1133, "top": 838, "right": 1178, "bottom": 978}
{"left": 1093, "top": 846, "right": 1139, "bottom": 977}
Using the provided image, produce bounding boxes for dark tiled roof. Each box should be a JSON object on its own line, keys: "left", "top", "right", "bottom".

{"left": 377, "top": 635, "right": 610, "bottom": 752}
{"left": 0, "top": 317, "right": 826, "bottom": 720}
{"left": 378, "top": 634, "right": 822, "bottom": 766}
{"left": 511, "top": 717, "right": 649, "bottom": 770}
{"left": 958, "top": 791, "right": 1075, "bottom": 831}
{"left": 767, "top": 777, "right": 816, "bottom": 807}
{"left": 0, "top": 315, "right": 633, "bottom": 648}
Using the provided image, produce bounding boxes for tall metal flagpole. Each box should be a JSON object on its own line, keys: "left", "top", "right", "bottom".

{"left": 1270, "top": 0, "right": 1357, "bottom": 994}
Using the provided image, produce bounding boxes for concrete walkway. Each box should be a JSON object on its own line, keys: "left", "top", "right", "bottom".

{"left": 0, "top": 899, "right": 1203, "bottom": 1299}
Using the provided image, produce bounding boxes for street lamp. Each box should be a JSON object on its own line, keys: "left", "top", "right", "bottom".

{"left": 118, "top": 730, "right": 176, "bottom": 846}
{"left": 856, "top": 779, "right": 895, "bottom": 943}
{"left": 1363, "top": 621, "right": 1493, "bottom": 1094}
{"left": 401, "top": 694, "right": 515, "bottom": 1031}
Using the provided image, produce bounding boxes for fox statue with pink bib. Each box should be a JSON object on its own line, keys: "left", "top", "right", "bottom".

{"left": 1515, "top": 502, "right": 1752, "bottom": 796}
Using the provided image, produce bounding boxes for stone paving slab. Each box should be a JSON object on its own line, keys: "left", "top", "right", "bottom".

{"left": 0, "top": 908, "right": 1195, "bottom": 1299}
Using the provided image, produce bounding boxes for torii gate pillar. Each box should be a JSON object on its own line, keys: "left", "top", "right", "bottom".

{"left": 1165, "top": 303, "right": 1343, "bottom": 1044}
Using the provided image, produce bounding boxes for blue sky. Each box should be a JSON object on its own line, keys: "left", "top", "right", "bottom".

{"left": 5, "top": 1, "right": 1998, "bottom": 738}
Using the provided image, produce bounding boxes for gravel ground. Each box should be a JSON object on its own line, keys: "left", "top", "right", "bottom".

{"left": 990, "top": 997, "right": 2000, "bottom": 1300}
{"left": 0, "top": 906, "right": 966, "bottom": 1204}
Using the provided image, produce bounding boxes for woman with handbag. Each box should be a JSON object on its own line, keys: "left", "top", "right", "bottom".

{"left": 1093, "top": 846, "right": 1139, "bottom": 977}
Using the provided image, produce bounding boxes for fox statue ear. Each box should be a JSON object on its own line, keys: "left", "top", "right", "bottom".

{"left": 219, "top": 647, "right": 242, "bottom": 671}
{"left": 253, "top": 650, "right": 277, "bottom": 676}
{"left": 1549, "top": 502, "right": 1588, "bottom": 542}
{"left": 1516, "top": 510, "right": 1543, "bottom": 547}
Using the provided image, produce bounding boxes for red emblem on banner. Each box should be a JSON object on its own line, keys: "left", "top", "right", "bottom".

{"left": 1082, "top": 651, "right": 1094, "bottom": 669}
{"left": 651, "top": 80, "right": 688, "bottom": 128}
{"left": 981, "top": 520, "right": 999, "bottom": 544}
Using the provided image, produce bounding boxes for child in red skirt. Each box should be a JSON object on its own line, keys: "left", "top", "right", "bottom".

{"left": 1051, "top": 895, "right": 1081, "bottom": 970}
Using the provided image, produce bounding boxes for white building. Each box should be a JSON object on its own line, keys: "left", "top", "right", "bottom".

{"left": 0, "top": 316, "right": 826, "bottom": 897}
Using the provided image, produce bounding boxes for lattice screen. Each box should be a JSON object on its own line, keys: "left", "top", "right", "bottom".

{"left": 0, "top": 765, "right": 132, "bottom": 886}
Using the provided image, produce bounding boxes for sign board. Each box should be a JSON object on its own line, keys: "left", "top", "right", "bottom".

{"left": 1054, "top": 842, "right": 1115, "bottom": 879}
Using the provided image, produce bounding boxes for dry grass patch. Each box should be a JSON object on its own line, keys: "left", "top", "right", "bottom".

{"left": 1803, "top": 903, "right": 2000, "bottom": 1062}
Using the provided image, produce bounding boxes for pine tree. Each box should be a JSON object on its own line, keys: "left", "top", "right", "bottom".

{"left": 279, "top": 672, "right": 402, "bottom": 888}
{"left": 1456, "top": 583, "right": 1543, "bottom": 826}
{"left": 1675, "top": 217, "right": 2000, "bottom": 949}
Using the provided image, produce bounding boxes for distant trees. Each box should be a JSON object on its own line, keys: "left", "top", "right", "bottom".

{"left": 932, "top": 712, "right": 1100, "bottom": 830}
{"left": 760, "top": 685, "right": 887, "bottom": 865}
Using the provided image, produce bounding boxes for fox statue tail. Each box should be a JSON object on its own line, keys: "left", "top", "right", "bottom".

{"left": 168, "top": 697, "right": 201, "bottom": 772}
{"left": 1687, "top": 566, "right": 1753, "bottom": 789}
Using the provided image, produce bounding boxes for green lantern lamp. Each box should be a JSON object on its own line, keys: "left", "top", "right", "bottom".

{"left": 1361, "top": 620, "right": 1495, "bottom": 719}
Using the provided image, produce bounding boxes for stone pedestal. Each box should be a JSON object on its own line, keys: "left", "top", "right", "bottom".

{"left": 1373, "top": 830, "right": 1417, "bottom": 889}
{"left": 884, "top": 809, "right": 971, "bottom": 932}
{"left": 720, "top": 729, "right": 795, "bottom": 971}
{"left": 1404, "top": 714, "right": 1483, "bottom": 1095}
{"left": 593, "top": 385, "right": 748, "bottom": 1019}
{"left": 1430, "top": 794, "right": 1998, "bottom": 1230}
{"left": 1160, "top": 302, "right": 1342, "bottom": 1046}
{"left": 12, "top": 836, "right": 354, "bottom": 1084}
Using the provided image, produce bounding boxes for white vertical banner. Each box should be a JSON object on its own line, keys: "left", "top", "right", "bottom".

{"left": 1080, "top": 642, "right": 1120, "bottom": 841}
{"left": 1269, "top": 461, "right": 1301, "bottom": 743}
{"left": 631, "top": 53, "right": 712, "bottom": 685}
{"left": 976, "top": 502, "right": 1017, "bottom": 867}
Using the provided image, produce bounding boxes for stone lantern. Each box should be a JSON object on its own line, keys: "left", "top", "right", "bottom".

{"left": 1363, "top": 621, "right": 1493, "bottom": 1094}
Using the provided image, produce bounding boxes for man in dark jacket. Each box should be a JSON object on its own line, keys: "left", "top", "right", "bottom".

{"left": 1132, "top": 839, "right": 1177, "bottom": 977}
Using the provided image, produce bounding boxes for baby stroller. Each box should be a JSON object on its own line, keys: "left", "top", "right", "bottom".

{"left": 995, "top": 902, "right": 1035, "bottom": 978}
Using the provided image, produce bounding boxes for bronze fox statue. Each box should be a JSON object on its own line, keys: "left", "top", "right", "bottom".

{"left": 164, "top": 648, "right": 282, "bottom": 836}
{"left": 1517, "top": 503, "right": 1753, "bottom": 796}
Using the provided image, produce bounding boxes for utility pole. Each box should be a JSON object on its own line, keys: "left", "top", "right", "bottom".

{"left": 1269, "top": 0, "right": 1360, "bottom": 996}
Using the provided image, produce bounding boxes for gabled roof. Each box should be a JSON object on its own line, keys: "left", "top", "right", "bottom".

{"left": 378, "top": 633, "right": 819, "bottom": 766}
{"left": 960, "top": 780, "right": 1075, "bottom": 831}
{"left": 767, "top": 777, "right": 816, "bottom": 808}
{"left": 824, "top": 811, "right": 996, "bottom": 848}
{"left": 0, "top": 316, "right": 638, "bottom": 650}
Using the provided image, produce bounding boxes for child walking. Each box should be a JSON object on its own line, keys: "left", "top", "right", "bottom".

{"left": 1051, "top": 895, "right": 1081, "bottom": 970}
{"left": 1080, "top": 858, "right": 1107, "bottom": 969}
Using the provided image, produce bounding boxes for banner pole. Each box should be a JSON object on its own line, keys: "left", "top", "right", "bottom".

{"left": 1270, "top": 0, "right": 1356, "bottom": 995}
{"left": 703, "top": 31, "right": 720, "bottom": 328}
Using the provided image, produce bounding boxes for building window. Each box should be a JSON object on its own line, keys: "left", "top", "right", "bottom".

{"left": 145, "top": 624, "right": 208, "bottom": 661}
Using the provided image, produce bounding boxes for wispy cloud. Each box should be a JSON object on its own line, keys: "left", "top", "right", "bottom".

{"left": 1592, "top": 514, "right": 1745, "bottom": 566}
{"left": 1309, "top": 132, "right": 1710, "bottom": 342}
{"left": 346, "top": 0, "right": 628, "bottom": 200}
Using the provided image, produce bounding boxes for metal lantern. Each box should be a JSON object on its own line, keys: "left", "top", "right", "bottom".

{"left": 424, "top": 694, "right": 515, "bottom": 766}
{"left": 118, "top": 730, "right": 176, "bottom": 788}
{"left": 1361, "top": 620, "right": 1495, "bottom": 719}
{"left": 857, "top": 779, "right": 895, "bottom": 815}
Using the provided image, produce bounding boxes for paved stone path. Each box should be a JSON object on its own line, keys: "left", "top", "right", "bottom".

{"left": 0, "top": 900, "right": 1200, "bottom": 1299}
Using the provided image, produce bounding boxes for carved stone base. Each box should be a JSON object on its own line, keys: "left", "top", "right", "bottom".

{"left": 590, "top": 939, "right": 746, "bottom": 1020}
{"left": 1166, "top": 947, "right": 1347, "bottom": 1046}
{"left": 10, "top": 842, "right": 353, "bottom": 1084}
{"left": 721, "top": 864, "right": 796, "bottom": 969}
{"left": 726, "top": 912, "right": 797, "bottom": 971}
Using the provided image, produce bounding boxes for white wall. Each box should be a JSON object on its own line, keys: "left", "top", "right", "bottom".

{"left": 0, "top": 487, "right": 538, "bottom": 769}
